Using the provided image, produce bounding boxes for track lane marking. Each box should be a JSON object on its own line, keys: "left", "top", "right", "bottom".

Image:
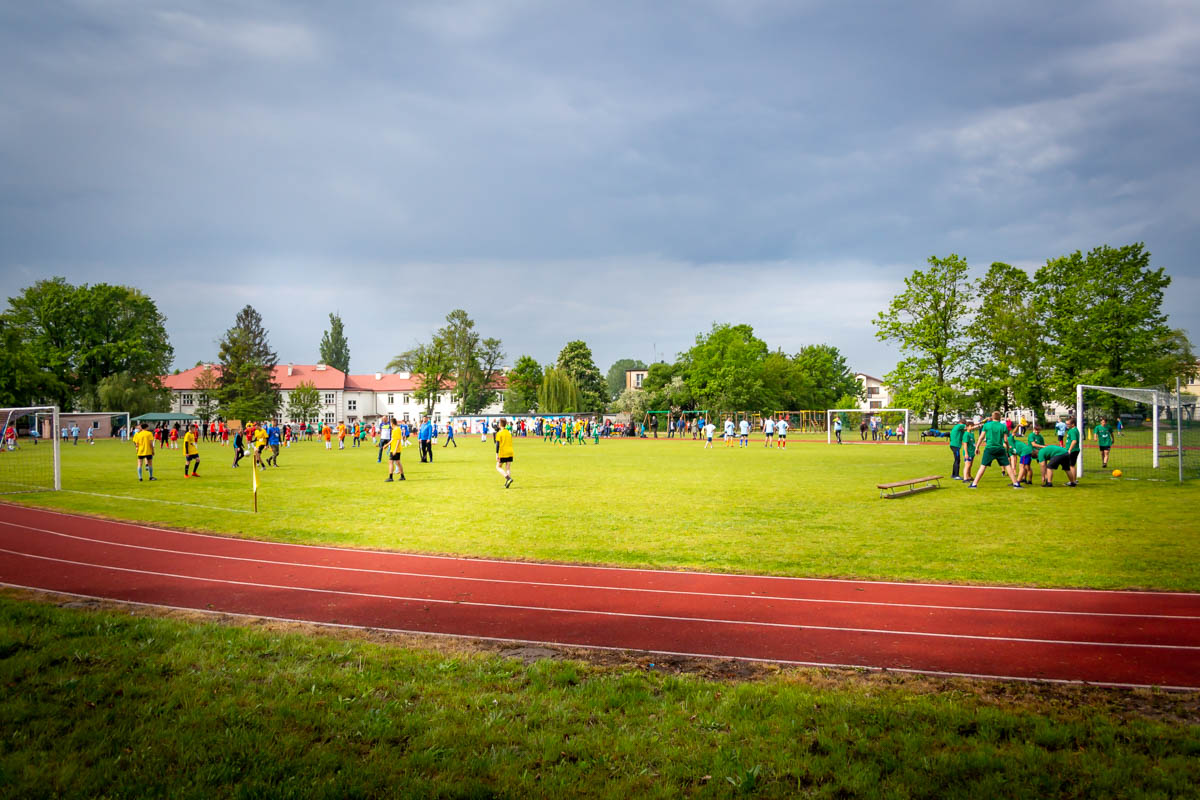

{"left": 2, "top": 548, "right": 1198, "bottom": 652}
{"left": 4, "top": 521, "right": 1198, "bottom": 624}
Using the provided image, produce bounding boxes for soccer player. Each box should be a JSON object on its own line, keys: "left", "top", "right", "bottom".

{"left": 763, "top": 416, "right": 774, "bottom": 447}
{"left": 385, "top": 418, "right": 406, "bottom": 482}
{"left": 776, "top": 416, "right": 789, "bottom": 448}
{"left": 833, "top": 415, "right": 843, "bottom": 444}
{"left": 418, "top": 417, "right": 433, "bottom": 463}
{"left": 968, "top": 411, "right": 1021, "bottom": 489}
{"left": 723, "top": 417, "right": 735, "bottom": 447}
{"left": 322, "top": 422, "right": 332, "bottom": 450}
{"left": 738, "top": 417, "right": 750, "bottom": 448}
{"left": 494, "top": 418, "right": 514, "bottom": 488}
{"left": 962, "top": 424, "right": 977, "bottom": 482}
{"left": 253, "top": 424, "right": 269, "bottom": 469}
{"left": 182, "top": 425, "right": 200, "bottom": 478}
{"left": 133, "top": 422, "right": 156, "bottom": 481}
{"left": 1009, "top": 432, "right": 1035, "bottom": 485}
{"left": 443, "top": 421, "right": 457, "bottom": 447}
{"left": 1063, "top": 416, "right": 1081, "bottom": 486}
{"left": 1034, "top": 442, "right": 1074, "bottom": 487}
{"left": 377, "top": 416, "right": 392, "bottom": 463}
{"left": 1094, "top": 416, "right": 1114, "bottom": 469}
{"left": 232, "top": 428, "right": 245, "bottom": 467}
{"left": 1055, "top": 418, "right": 1067, "bottom": 446}
{"left": 948, "top": 417, "right": 966, "bottom": 480}
{"left": 265, "top": 422, "right": 281, "bottom": 467}
{"left": 703, "top": 419, "right": 716, "bottom": 449}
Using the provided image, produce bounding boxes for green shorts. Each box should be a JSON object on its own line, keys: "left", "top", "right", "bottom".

{"left": 980, "top": 447, "right": 1009, "bottom": 468}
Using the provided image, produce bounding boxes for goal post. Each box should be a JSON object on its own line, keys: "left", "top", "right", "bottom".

{"left": 1076, "top": 384, "right": 1189, "bottom": 482}
{"left": 0, "top": 406, "right": 60, "bottom": 493}
{"left": 826, "top": 408, "right": 910, "bottom": 444}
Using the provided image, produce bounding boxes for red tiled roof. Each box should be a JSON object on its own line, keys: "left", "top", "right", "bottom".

{"left": 162, "top": 365, "right": 508, "bottom": 393}
{"left": 345, "top": 374, "right": 420, "bottom": 391}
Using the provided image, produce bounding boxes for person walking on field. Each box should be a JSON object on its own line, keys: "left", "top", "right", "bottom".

{"left": 495, "top": 418, "right": 514, "bottom": 488}
{"left": 948, "top": 416, "right": 966, "bottom": 481}
{"left": 385, "top": 417, "right": 406, "bottom": 482}
{"left": 968, "top": 411, "right": 1021, "bottom": 489}
{"left": 443, "top": 421, "right": 457, "bottom": 448}
{"left": 418, "top": 417, "right": 434, "bottom": 463}
{"left": 133, "top": 422, "right": 156, "bottom": 481}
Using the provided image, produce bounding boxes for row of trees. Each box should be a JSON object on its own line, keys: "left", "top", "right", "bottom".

{"left": 875, "top": 244, "right": 1196, "bottom": 427}
{"left": 388, "top": 309, "right": 507, "bottom": 417}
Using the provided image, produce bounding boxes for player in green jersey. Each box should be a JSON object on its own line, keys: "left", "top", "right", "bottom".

{"left": 1035, "top": 443, "right": 1072, "bottom": 487}
{"left": 1064, "top": 416, "right": 1081, "bottom": 486}
{"left": 1093, "top": 417, "right": 1114, "bottom": 469}
{"left": 968, "top": 411, "right": 1021, "bottom": 489}
{"left": 962, "top": 427, "right": 977, "bottom": 482}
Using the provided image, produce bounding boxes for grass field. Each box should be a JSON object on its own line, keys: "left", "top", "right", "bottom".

{"left": 2, "top": 594, "right": 1198, "bottom": 800}
{"left": 4, "top": 434, "right": 1199, "bottom": 590}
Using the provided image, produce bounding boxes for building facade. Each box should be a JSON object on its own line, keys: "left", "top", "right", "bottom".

{"left": 854, "top": 373, "right": 892, "bottom": 410}
{"left": 162, "top": 364, "right": 504, "bottom": 426}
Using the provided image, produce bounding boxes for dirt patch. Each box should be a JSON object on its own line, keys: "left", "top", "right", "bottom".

{"left": 6, "top": 587, "right": 1198, "bottom": 725}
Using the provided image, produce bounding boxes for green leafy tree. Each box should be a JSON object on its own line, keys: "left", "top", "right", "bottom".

{"left": 318, "top": 313, "right": 350, "bottom": 374}
{"left": 285, "top": 380, "right": 321, "bottom": 426}
{"left": 605, "top": 359, "right": 647, "bottom": 401}
{"left": 436, "top": 310, "right": 506, "bottom": 414}
{"left": 966, "top": 263, "right": 1050, "bottom": 420}
{"left": 791, "top": 345, "right": 861, "bottom": 410}
{"left": 1036, "top": 244, "right": 1194, "bottom": 404}
{"left": 96, "top": 372, "right": 170, "bottom": 418}
{"left": 217, "top": 305, "right": 280, "bottom": 423}
{"left": 612, "top": 387, "right": 650, "bottom": 419}
{"left": 3, "top": 278, "right": 174, "bottom": 410}
{"left": 0, "top": 315, "right": 64, "bottom": 407}
{"left": 873, "top": 254, "right": 975, "bottom": 428}
{"left": 680, "top": 323, "right": 769, "bottom": 412}
{"left": 538, "top": 368, "right": 582, "bottom": 413}
{"left": 388, "top": 340, "right": 453, "bottom": 418}
{"left": 503, "top": 355, "right": 543, "bottom": 414}
{"left": 192, "top": 366, "right": 220, "bottom": 423}
{"left": 555, "top": 341, "right": 607, "bottom": 413}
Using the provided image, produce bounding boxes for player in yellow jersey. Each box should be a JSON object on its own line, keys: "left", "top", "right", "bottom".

{"left": 253, "top": 424, "right": 269, "bottom": 470}
{"left": 384, "top": 417, "right": 406, "bottom": 482}
{"left": 183, "top": 426, "right": 200, "bottom": 478}
{"left": 495, "top": 418, "right": 514, "bottom": 488}
{"left": 132, "top": 422, "right": 157, "bottom": 481}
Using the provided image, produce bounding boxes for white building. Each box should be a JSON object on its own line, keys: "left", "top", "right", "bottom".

{"left": 854, "top": 373, "right": 892, "bottom": 411}
{"left": 162, "top": 364, "right": 505, "bottom": 426}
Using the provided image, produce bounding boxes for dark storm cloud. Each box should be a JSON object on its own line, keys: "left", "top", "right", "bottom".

{"left": 1, "top": 0, "right": 1197, "bottom": 376}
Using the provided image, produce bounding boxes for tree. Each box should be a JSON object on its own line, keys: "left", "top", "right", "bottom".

{"left": 433, "top": 310, "right": 506, "bottom": 414}
{"left": 538, "top": 368, "right": 582, "bottom": 413}
{"left": 0, "top": 314, "right": 64, "bottom": 407}
{"left": 192, "top": 366, "right": 220, "bottom": 424}
{"left": 285, "top": 380, "right": 321, "bottom": 426}
{"left": 388, "top": 340, "right": 453, "bottom": 418}
{"left": 873, "top": 254, "right": 975, "bottom": 428}
{"left": 217, "top": 305, "right": 280, "bottom": 423}
{"left": 791, "top": 345, "right": 861, "bottom": 410}
{"left": 605, "top": 359, "right": 647, "bottom": 401}
{"left": 1036, "top": 244, "right": 1194, "bottom": 402}
{"left": 2, "top": 278, "right": 174, "bottom": 411}
{"left": 965, "top": 263, "right": 1050, "bottom": 420}
{"left": 96, "top": 372, "right": 170, "bottom": 418}
{"left": 555, "top": 341, "right": 607, "bottom": 413}
{"left": 319, "top": 313, "right": 350, "bottom": 373}
{"left": 680, "top": 323, "right": 769, "bottom": 411}
{"left": 612, "top": 387, "right": 650, "bottom": 419}
{"left": 503, "top": 355, "right": 543, "bottom": 414}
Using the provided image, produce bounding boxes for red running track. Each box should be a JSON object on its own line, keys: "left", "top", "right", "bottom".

{"left": 1, "top": 504, "right": 1198, "bottom": 690}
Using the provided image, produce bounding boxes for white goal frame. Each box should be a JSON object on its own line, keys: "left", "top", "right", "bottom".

{"left": 1077, "top": 383, "right": 1185, "bottom": 482}
{"left": 1, "top": 405, "right": 61, "bottom": 492}
{"left": 826, "top": 408, "right": 910, "bottom": 445}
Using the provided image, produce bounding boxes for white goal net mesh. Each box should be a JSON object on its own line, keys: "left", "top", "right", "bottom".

{"left": 826, "top": 409, "right": 910, "bottom": 444}
{"left": 0, "top": 407, "right": 60, "bottom": 494}
{"left": 1077, "top": 385, "right": 1197, "bottom": 482}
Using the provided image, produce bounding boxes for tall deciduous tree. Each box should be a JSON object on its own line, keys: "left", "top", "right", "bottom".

{"left": 436, "top": 310, "right": 506, "bottom": 414}
{"left": 96, "top": 372, "right": 170, "bottom": 418}
{"left": 966, "top": 263, "right": 1050, "bottom": 420}
{"left": 388, "top": 340, "right": 453, "bottom": 418}
{"left": 2, "top": 278, "right": 174, "bottom": 410}
{"left": 605, "top": 359, "right": 648, "bottom": 401}
{"left": 538, "top": 368, "right": 582, "bottom": 413}
{"left": 791, "top": 344, "right": 861, "bottom": 410}
{"left": 873, "top": 254, "right": 975, "bottom": 428}
{"left": 1035, "top": 243, "right": 1194, "bottom": 401}
{"left": 680, "top": 323, "right": 769, "bottom": 411}
{"left": 503, "top": 355, "right": 543, "bottom": 414}
{"left": 217, "top": 305, "right": 280, "bottom": 423}
{"left": 285, "top": 380, "right": 321, "bottom": 426}
{"left": 555, "top": 341, "right": 606, "bottom": 413}
{"left": 319, "top": 313, "right": 350, "bottom": 374}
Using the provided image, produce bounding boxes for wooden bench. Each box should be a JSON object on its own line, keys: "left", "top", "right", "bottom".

{"left": 877, "top": 475, "right": 943, "bottom": 499}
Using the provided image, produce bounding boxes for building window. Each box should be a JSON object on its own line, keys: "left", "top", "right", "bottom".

{"left": 347, "top": 399, "right": 357, "bottom": 411}
{"left": 387, "top": 394, "right": 394, "bottom": 405}
{"left": 870, "top": 401, "right": 882, "bottom": 409}
{"left": 181, "top": 393, "right": 193, "bottom": 405}
{"left": 434, "top": 413, "right": 441, "bottom": 423}
{"left": 324, "top": 393, "right": 335, "bottom": 405}
{"left": 635, "top": 374, "right": 644, "bottom": 388}
{"left": 403, "top": 394, "right": 410, "bottom": 404}
{"left": 324, "top": 412, "right": 335, "bottom": 424}
{"left": 867, "top": 386, "right": 879, "bottom": 396}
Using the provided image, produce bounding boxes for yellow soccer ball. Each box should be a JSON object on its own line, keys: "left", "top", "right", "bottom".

{"left": 1112, "top": 469, "right": 1123, "bottom": 478}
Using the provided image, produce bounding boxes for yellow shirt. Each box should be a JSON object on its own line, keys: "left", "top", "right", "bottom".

{"left": 133, "top": 429, "right": 154, "bottom": 457}
{"left": 496, "top": 428, "right": 514, "bottom": 459}
{"left": 183, "top": 431, "right": 198, "bottom": 456}
{"left": 390, "top": 435, "right": 403, "bottom": 456}
{"left": 254, "top": 428, "right": 268, "bottom": 447}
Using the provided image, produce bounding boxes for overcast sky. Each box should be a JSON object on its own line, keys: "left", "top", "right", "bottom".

{"left": 2, "top": 0, "right": 1198, "bottom": 378}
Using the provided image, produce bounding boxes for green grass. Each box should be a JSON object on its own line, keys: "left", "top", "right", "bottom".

{"left": 6, "top": 435, "right": 1199, "bottom": 589}
{"left": 2, "top": 595, "right": 1197, "bottom": 800}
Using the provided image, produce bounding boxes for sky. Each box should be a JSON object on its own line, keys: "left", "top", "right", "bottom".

{"left": 2, "top": 0, "right": 1198, "bottom": 379}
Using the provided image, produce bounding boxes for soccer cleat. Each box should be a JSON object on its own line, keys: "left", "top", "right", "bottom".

{"left": 1042, "top": 482, "right": 1052, "bottom": 487}
{"left": 1012, "top": 483, "right": 1022, "bottom": 489}
{"left": 148, "top": 477, "right": 157, "bottom": 481}
{"left": 966, "top": 484, "right": 977, "bottom": 489}
{"left": 952, "top": 476, "right": 963, "bottom": 481}
{"left": 505, "top": 477, "right": 512, "bottom": 488}
{"left": 399, "top": 475, "right": 406, "bottom": 480}
{"left": 384, "top": 476, "right": 393, "bottom": 482}
{"left": 1066, "top": 481, "right": 1077, "bottom": 487}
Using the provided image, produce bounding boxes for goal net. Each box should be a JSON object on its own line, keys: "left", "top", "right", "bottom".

{"left": 0, "top": 406, "right": 61, "bottom": 494}
{"left": 1077, "top": 384, "right": 1197, "bottom": 482}
{"left": 826, "top": 409, "right": 910, "bottom": 444}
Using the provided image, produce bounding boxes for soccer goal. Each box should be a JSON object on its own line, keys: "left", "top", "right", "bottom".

{"left": 826, "top": 409, "right": 910, "bottom": 445}
{"left": 1077, "top": 383, "right": 1194, "bottom": 482}
{"left": 0, "top": 406, "right": 61, "bottom": 493}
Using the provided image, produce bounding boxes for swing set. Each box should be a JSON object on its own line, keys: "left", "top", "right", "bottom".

{"left": 775, "top": 410, "right": 826, "bottom": 433}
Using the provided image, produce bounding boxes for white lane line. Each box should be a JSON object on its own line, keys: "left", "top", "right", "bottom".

{"left": 2, "top": 548, "right": 1198, "bottom": 652}
{"left": 3, "top": 521, "right": 1197, "bottom": 623}
{"left": 7, "top": 502, "right": 1199, "bottom": 600}
{"left": 3, "top": 583, "right": 1197, "bottom": 693}
{"left": 60, "top": 490, "right": 255, "bottom": 514}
